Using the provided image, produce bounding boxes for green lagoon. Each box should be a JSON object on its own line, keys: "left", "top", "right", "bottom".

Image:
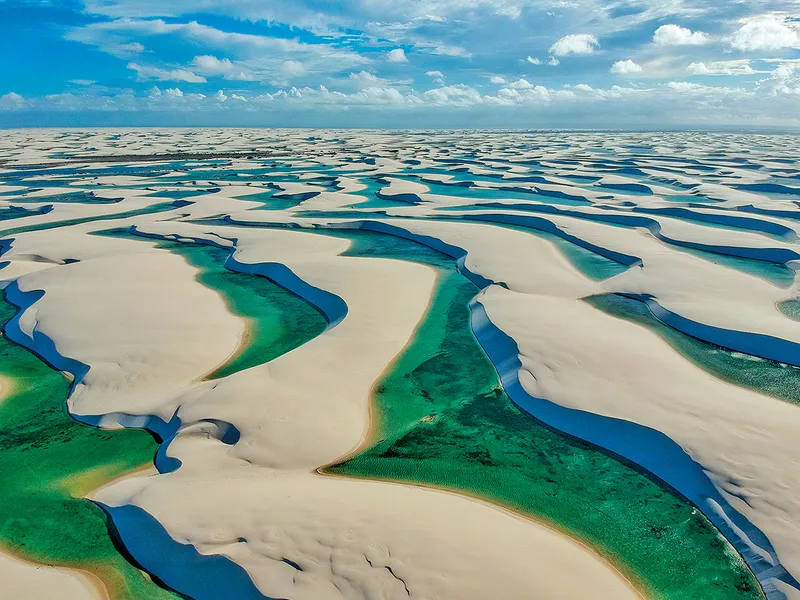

{"left": 320, "top": 227, "right": 762, "bottom": 600}
{"left": 0, "top": 229, "right": 329, "bottom": 599}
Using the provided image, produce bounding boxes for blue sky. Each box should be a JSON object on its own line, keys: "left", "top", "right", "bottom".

{"left": 1, "top": 0, "right": 799, "bottom": 128}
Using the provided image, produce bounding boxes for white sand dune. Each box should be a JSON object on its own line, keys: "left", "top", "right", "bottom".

{"left": 315, "top": 216, "right": 800, "bottom": 585}
{"left": 88, "top": 221, "right": 639, "bottom": 600}
{"left": 98, "top": 468, "right": 640, "bottom": 600}
{"left": 0, "top": 552, "right": 101, "bottom": 600}
{"left": 7, "top": 227, "right": 243, "bottom": 421}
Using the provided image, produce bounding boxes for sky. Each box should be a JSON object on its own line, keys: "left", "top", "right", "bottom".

{"left": 0, "top": 0, "right": 799, "bottom": 128}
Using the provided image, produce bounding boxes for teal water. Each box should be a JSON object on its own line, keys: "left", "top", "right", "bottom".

{"left": 316, "top": 227, "right": 762, "bottom": 600}
{"left": 682, "top": 247, "right": 795, "bottom": 288}
{"left": 144, "top": 189, "right": 219, "bottom": 200}
{"left": 235, "top": 190, "right": 308, "bottom": 211}
{"left": 6, "top": 191, "right": 120, "bottom": 204}
{"left": 779, "top": 299, "right": 800, "bottom": 322}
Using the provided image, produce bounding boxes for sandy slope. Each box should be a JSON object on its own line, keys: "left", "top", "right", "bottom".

{"left": 88, "top": 222, "right": 640, "bottom": 600}
{"left": 0, "top": 552, "right": 102, "bottom": 600}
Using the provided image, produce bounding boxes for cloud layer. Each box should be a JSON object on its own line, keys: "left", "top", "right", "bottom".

{"left": 0, "top": 0, "right": 799, "bottom": 126}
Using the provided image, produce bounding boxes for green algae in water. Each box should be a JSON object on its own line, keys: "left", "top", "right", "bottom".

{"left": 0, "top": 299, "right": 178, "bottom": 600}
{"left": 8, "top": 191, "right": 120, "bottom": 205}
{"left": 0, "top": 229, "right": 329, "bottom": 599}
{"left": 778, "top": 299, "right": 800, "bottom": 322}
{"left": 586, "top": 293, "right": 800, "bottom": 405}
{"left": 321, "top": 228, "right": 762, "bottom": 600}
{"left": 0, "top": 206, "right": 46, "bottom": 222}
{"left": 97, "top": 228, "right": 329, "bottom": 379}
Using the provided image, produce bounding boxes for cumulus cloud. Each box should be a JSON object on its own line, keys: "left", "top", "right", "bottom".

{"left": 426, "top": 70, "right": 445, "bottom": 83}
{"left": 611, "top": 59, "right": 642, "bottom": 74}
{"left": 653, "top": 24, "right": 709, "bottom": 46}
{"left": 191, "top": 55, "right": 257, "bottom": 81}
{"left": 731, "top": 16, "right": 799, "bottom": 51}
{"left": 487, "top": 82, "right": 550, "bottom": 105}
{"left": 548, "top": 56, "right": 560, "bottom": 66}
{"left": 0, "top": 92, "right": 25, "bottom": 109}
{"left": 144, "top": 86, "right": 206, "bottom": 102}
{"left": 387, "top": 48, "right": 408, "bottom": 63}
{"left": 424, "top": 84, "right": 482, "bottom": 106}
{"left": 489, "top": 75, "right": 506, "bottom": 84}
{"left": 758, "top": 64, "right": 800, "bottom": 96}
{"left": 526, "top": 56, "right": 541, "bottom": 65}
{"left": 347, "top": 71, "right": 394, "bottom": 89}
{"left": 128, "top": 62, "right": 206, "bottom": 83}
{"left": 349, "top": 71, "right": 380, "bottom": 85}
{"left": 282, "top": 60, "right": 307, "bottom": 77}
{"left": 549, "top": 34, "right": 599, "bottom": 56}
{"left": 508, "top": 78, "right": 534, "bottom": 89}
{"left": 9, "top": 76, "right": 800, "bottom": 128}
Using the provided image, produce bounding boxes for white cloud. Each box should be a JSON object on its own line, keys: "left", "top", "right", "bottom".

{"left": 350, "top": 71, "right": 380, "bottom": 84}
{"left": 426, "top": 70, "right": 445, "bottom": 83}
{"left": 424, "top": 84, "right": 482, "bottom": 107}
{"left": 194, "top": 55, "right": 233, "bottom": 72}
{"left": 128, "top": 62, "right": 206, "bottom": 83}
{"left": 486, "top": 83, "right": 550, "bottom": 105}
{"left": 653, "top": 24, "right": 709, "bottom": 46}
{"left": 526, "top": 56, "right": 541, "bottom": 65}
{"left": 731, "top": 16, "right": 799, "bottom": 51}
{"left": 666, "top": 81, "right": 746, "bottom": 95}
{"left": 69, "top": 79, "right": 97, "bottom": 86}
{"left": 10, "top": 74, "right": 800, "bottom": 126}
{"left": 508, "top": 78, "right": 534, "bottom": 89}
{"left": 489, "top": 75, "right": 506, "bottom": 84}
{"left": 214, "top": 90, "right": 228, "bottom": 102}
{"left": 282, "top": 60, "right": 307, "bottom": 77}
{"left": 0, "top": 92, "right": 25, "bottom": 109}
{"left": 191, "top": 55, "right": 257, "bottom": 81}
{"left": 68, "top": 18, "right": 368, "bottom": 73}
{"left": 494, "top": 5, "right": 521, "bottom": 19}
{"left": 387, "top": 48, "right": 408, "bottom": 63}
{"left": 548, "top": 56, "right": 560, "bottom": 66}
{"left": 686, "top": 60, "right": 755, "bottom": 76}
{"left": 347, "top": 70, "right": 394, "bottom": 89}
{"left": 119, "top": 41, "right": 145, "bottom": 53}
{"left": 144, "top": 86, "right": 208, "bottom": 103}
{"left": 758, "top": 64, "right": 800, "bottom": 96}
{"left": 549, "top": 34, "right": 599, "bottom": 56}
{"left": 611, "top": 59, "right": 643, "bottom": 74}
